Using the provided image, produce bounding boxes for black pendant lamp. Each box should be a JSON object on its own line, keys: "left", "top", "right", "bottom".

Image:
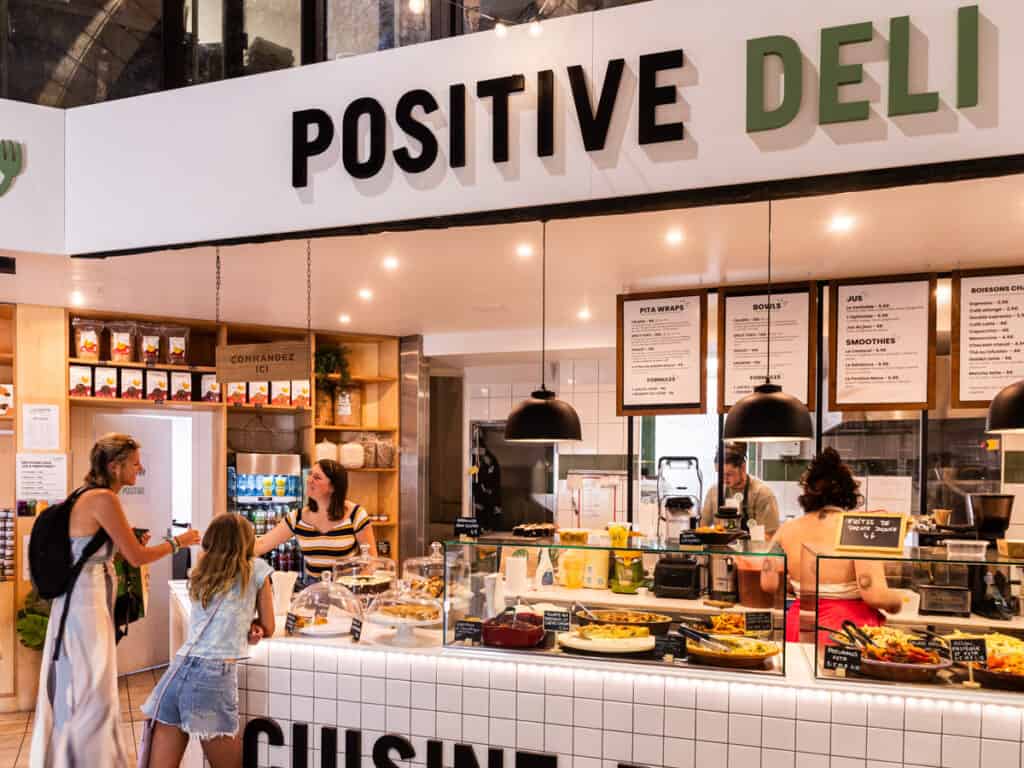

{"left": 723, "top": 201, "right": 814, "bottom": 443}
{"left": 987, "top": 380, "right": 1024, "bottom": 434}
{"left": 505, "top": 221, "right": 582, "bottom": 443}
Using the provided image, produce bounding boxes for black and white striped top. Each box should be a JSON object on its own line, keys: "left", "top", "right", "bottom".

{"left": 285, "top": 505, "right": 371, "bottom": 578}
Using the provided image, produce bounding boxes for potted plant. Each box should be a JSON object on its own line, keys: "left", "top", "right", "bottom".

{"left": 314, "top": 346, "right": 352, "bottom": 426}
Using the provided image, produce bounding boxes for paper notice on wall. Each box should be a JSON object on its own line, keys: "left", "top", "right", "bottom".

{"left": 16, "top": 453, "right": 67, "bottom": 504}
{"left": 958, "top": 274, "right": 1024, "bottom": 403}
{"left": 724, "top": 291, "right": 810, "bottom": 407}
{"left": 21, "top": 404, "right": 60, "bottom": 451}
{"left": 853, "top": 475, "right": 913, "bottom": 515}
{"left": 835, "top": 281, "right": 931, "bottom": 406}
{"left": 621, "top": 293, "right": 703, "bottom": 410}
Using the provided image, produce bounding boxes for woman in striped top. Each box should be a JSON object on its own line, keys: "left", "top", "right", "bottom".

{"left": 255, "top": 459, "right": 377, "bottom": 580}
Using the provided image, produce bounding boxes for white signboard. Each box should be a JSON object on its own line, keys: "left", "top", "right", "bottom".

{"left": 16, "top": 453, "right": 67, "bottom": 504}
{"left": 957, "top": 273, "right": 1024, "bottom": 404}
{"left": 21, "top": 404, "right": 60, "bottom": 451}
{"left": 834, "top": 280, "right": 933, "bottom": 407}
{"left": 853, "top": 475, "right": 914, "bottom": 515}
{"left": 723, "top": 291, "right": 811, "bottom": 407}
{"left": 620, "top": 292, "right": 704, "bottom": 413}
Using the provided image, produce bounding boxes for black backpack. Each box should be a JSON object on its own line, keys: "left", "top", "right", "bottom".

{"left": 29, "top": 485, "right": 110, "bottom": 660}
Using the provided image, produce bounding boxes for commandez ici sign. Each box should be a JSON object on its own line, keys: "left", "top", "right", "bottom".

{"left": 292, "top": 5, "right": 981, "bottom": 186}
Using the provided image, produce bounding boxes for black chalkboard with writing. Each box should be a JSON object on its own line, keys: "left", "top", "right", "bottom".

{"left": 744, "top": 612, "right": 773, "bottom": 632}
{"left": 824, "top": 646, "right": 862, "bottom": 672}
{"left": 949, "top": 638, "right": 987, "bottom": 664}
{"left": 455, "top": 517, "right": 481, "bottom": 538}
{"left": 350, "top": 617, "right": 363, "bottom": 642}
{"left": 454, "top": 621, "right": 483, "bottom": 643}
{"left": 837, "top": 514, "right": 905, "bottom": 551}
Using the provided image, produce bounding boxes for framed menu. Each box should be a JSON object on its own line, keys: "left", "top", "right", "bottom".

{"left": 617, "top": 289, "right": 707, "bottom": 416}
{"left": 717, "top": 282, "right": 817, "bottom": 413}
{"left": 952, "top": 268, "right": 1024, "bottom": 407}
{"left": 829, "top": 276, "right": 936, "bottom": 411}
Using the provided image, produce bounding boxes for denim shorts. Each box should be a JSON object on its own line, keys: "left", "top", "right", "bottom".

{"left": 142, "top": 656, "right": 239, "bottom": 740}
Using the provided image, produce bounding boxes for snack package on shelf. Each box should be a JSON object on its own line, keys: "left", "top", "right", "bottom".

{"left": 138, "top": 324, "right": 162, "bottom": 364}
{"left": 72, "top": 318, "right": 103, "bottom": 361}
{"left": 0, "top": 384, "right": 14, "bottom": 415}
{"left": 145, "top": 370, "right": 168, "bottom": 401}
{"left": 107, "top": 322, "right": 136, "bottom": 363}
{"left": 226, "top": 382, "right": 247, "bottom": 405}
{"left": 170, "top": 372, "right": 192, "bottom": 402}
{"left": 163, "top": 326, "right": 189, "bottom": 365}
{"left": 359, "top": 433, "right": 378, "bottom": 468}
{"left": 271, "top": 381, "right": 292, "bottom": 406}
{"left": 339, "top": 440, "right": 365, "bottom": 469}
{"left": 94, "top": 367, "right": 119, "bottom": 398}
{"left": 121, "top": 369, "right": 144, "bottom": 399}
{"left": 292, "top": 379, "right": 311, "bottom": 408}
{"left": 69, "top": 365, "right": 93, "bottom": 397}
{"left": 200, "top": 375, "right": 221, "bottom": 402}
{"left": 249, "top": 381, "right": 269, "bottom": 406}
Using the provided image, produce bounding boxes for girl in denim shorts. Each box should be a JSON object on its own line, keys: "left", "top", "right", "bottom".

{"left": 143, "top": 514, "right": 275, "bottom": 767}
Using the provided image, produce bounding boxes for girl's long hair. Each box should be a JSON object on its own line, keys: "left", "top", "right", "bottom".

{"left": 85, "top": 433, "right": 139, "bottom": 488}
{"left": 189, "top": 514, "right": 255, "bottom": 608}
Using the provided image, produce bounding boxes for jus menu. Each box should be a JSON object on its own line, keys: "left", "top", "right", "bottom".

{"left": 958, "top": 273, "right": 1024, "bottom": 403}
{"left": 723, "top": 291, "right": 810, "bottom": 407}
{"left": 835, "top": 281, "right": 931, "bottom": 406}
{"left": 622, "top": 294, "right": 702, "bottom": 410}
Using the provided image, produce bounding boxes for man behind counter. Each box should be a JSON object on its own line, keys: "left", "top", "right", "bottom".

{"left": 700, "top": 443, "right": 780, "bottom": 536}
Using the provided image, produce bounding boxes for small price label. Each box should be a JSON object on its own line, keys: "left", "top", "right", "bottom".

{"left": 949, "top": 638, "right": 987, "bottom": 664}
{"left": 655, "top": 634, "right": 684, "bottom": 659}
{"left": 679, "top": 531, "right": 701, "bottom": 546}
{"left": 454, "top": 621, "right": 483, "bottom": 643}
{"left": 351, "top": 617, "right": 363, "bottom": 643}
{"left": 285, "top": 612, "right": 299, "bottom": 636}
{"left": 744, "top": 612, "right": 773, "bottom": 633}
{"left": 543, "top": 610, "right": 571, "bottom": 633}
{"left": 455, "top": 518, "right": 481, "bottom": 538}
{"left": 824, "top": 646, "right": 862, "bottom": 672}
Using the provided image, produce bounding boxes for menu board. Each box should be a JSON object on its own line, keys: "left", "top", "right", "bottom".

{"left": 720, "top": 287, "right": 814, "bottom": 410}
{"left": 954, "top": 272, "right": 1024, "bottom": 405}
{"left": 618, "top": 290, "right": 706, "bottom": 415}
{"left": 831, "top": 279, "right": 935, "bottom": 409}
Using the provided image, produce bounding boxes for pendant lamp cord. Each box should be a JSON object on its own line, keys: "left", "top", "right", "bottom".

{"left": 215, "top": 246, "right": 221, "bottom": 324}
{"left": 306, "top": 239, "right": 313, "bottom": 334}
{"left": 765, "top": 200, "right": 773, "bottom": 385}
{"left": 541, "top": 220, "right": 548, "bottom": 391}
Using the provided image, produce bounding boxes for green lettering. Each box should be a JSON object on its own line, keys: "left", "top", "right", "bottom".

{"left": 958, "top": 4, "right": 979, "bottom": 108}
{"left": 889, "top": 16, "right": 939, "bottom": 116}
{"left": 746, "top": 36, "right": 804, "bottom": 132}
{"left": 819, "top": 22, "right": 873, "bottom": 125}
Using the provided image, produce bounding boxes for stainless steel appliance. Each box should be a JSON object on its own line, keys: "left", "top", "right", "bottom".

{"left": 968, "top": 494, "right": 1014, "bottom": 540}
{"left": 656, "top": 457, "right": 703, "bottom": 542}
{"left": 653, "top": 556, "right": 703, "bottom": 599}
{"left": 709, "top": 555, "right": 738, "bottom": 603}
{"left": 913, "top": 557, "right": 972, "bottom": 618}
{"left": 229, "top": 452, "right": 304, "bottom": 573}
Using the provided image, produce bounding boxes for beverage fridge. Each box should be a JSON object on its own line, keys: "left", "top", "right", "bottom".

{"left": 228, "top": 452, "right": 304, "bottom": 574}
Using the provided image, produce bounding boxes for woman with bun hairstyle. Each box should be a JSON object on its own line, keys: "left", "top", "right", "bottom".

{"left": 764, "top": 447, "right": 903, "bottom": 643}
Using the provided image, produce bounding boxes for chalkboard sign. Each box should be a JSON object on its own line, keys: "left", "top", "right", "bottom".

{"left": 836, "top": 513, "right": 907, "bottom": 553}
{"left": 285, "top": 612, "right": 299, "bottom": 636}
{"left": 543, "top": 610, "right": 571, "bottom": 633}
{"left": 454, "top": 620, "right": 483, "bottom": 643}
{"left": 350, "top": 617, "right": 363, "bottom": 643}
{"left": 744, "top": 612, "right": 773, "bottom": 633}
{"left": 654, "top": 634, "right": 684, "bottom": 659}
{"left": 455, "top": 517, "right": 481, "bottom": 538}
{"left": 824, "top": 646, "right": 862, "bottom": 672}
{"left": 949, "top": 637, "right": 987, "bottom": 664}
{"left": 679, "top": 531, "right": 701, "bottom": 546}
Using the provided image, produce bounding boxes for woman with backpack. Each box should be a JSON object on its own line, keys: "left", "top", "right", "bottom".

{"left": 141, "top": 513, "right": 274, "bottom": 768}
{"left": 31, "top": 433, "right": 201, "bottom": 768}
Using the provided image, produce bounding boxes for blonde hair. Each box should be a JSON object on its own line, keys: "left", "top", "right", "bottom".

{"left": 86, "top": 433, "right": 140, "bottom": 488}
{"left": 189, "top": 514, "right": 256, "bottom": 608}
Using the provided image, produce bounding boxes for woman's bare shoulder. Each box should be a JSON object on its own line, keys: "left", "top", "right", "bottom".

{"left": 75, "top": 487, "right": 119, "bottom": 509}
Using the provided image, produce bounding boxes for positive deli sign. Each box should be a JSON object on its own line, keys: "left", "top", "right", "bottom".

{"left": 292, "top": 5, "right": 981, "bottom": 186}
{"left": 216, "top": 341, "right": 310, "bottom": 383}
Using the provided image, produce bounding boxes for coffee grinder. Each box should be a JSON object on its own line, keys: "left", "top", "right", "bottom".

{"left": 964, "top": 494, "right": 1016, "bottom": 619}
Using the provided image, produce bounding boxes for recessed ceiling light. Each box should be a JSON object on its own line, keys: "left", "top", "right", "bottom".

{"left": 529, "top": 20, "right": 542, "bottom": 36}
{"left": 494, "top": 21, "right": 508, "bottom": 37}
{"left": 828, "top": 214, "right": 856, "bottom": 234}
{"left": 382, "top": 256, "right": 399, "bottom": 271}
{"left": 409, "top": 0, "right": 425, "bottom": 12}
{"left": 69, "top": 290, "right": 85, "bottom": 307}
{"left": 516, "top": 243, "right": 533, "bottom": 259}
{"left": 577, "top": 307, "right": 592, "bottom": 321}
{"left": 339, "top": 314, "right": 351, "bottom": 324}
{"left": 358, "top": 289, "right": 373, "bottom": 301}
{"left": 665, "top": 228, "right": 684, "bottom": 246}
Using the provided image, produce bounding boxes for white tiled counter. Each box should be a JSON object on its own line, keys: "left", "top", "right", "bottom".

{"left": 169, "top": 583, "right": 1024, "bottom": 768}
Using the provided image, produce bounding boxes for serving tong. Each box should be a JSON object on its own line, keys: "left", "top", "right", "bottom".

{"left": 677, "top": 624, "right": 733, "bottom": 652}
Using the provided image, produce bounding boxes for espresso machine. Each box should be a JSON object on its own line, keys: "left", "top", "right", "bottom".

{"left": 965, "top": 494, "right": 1016, "bottom": 619}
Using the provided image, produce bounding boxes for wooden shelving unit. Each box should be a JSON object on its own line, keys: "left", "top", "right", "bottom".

{"left": 69, "top": 357, "right": 217, "bottom": 374}
{"left": 69, "top": 396, "right": 223, "bottom": 411}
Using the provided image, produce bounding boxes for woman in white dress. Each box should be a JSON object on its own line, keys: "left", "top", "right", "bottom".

{"left": 31, "top": 433, "right": 200, "bottom": 768}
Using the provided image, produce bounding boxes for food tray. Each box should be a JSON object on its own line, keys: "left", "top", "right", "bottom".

{"left": 366, "top": 612, "right": 441, "bottom": 628}
{"left": 684, "top": 635, "right": 781, "bottom": 669}
{"left": 482, "top": 613, "right": 545, "bottom": 648}
{"left": 970, "top": 666, "right": 1024, "bottom": 692}
{"left": 693, "top": 530, "right": 747, "bottom": 547}
{"left": 857, "top": 656, "right": 952, "bottom": 683}
{"left": 297, "top": 619, "right": 353, "bottom": 637}
{"left": 556, "top": 632, "right": 656, "bottom": 655}
{"left": 575, "top": 610, "right": 673, "bottom": 636}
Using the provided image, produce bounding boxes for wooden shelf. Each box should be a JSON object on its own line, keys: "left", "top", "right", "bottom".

{"left": 315, "top": 424, "right": 398, "bottom": 433}
{"left": 348, "top": 467, "right": 397, "bottom": 474}
{"left": 372, "top": 521, "right": 395, "bottom": 527}
{"left": 69, "top": 396, "right": 223, "bottom": 411}
{"left": 227, "top": 404, "right": 312, "bottom": 415}
{"left": 69, "top": 358, "right": 216, "bottom": 374}
{"left": 0, "top": 353, "right": 13, "bottom": 364}
{"left": 321, "top": 373, "right": 398, "bottom": 384}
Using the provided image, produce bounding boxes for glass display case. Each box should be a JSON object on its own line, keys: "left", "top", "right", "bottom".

{"left": 811, "top": 546, "right": 1024, "bottom": 693}
{"left": 366, "top": 581, "right": 444, "bottom": 647}
{"left": 285, "top": 572, "right": 362, "bottom": 637}
{"left": 332, "top": 544, "right": 397, "bottom": 608}
{"left": 442, "top": 538, "right": 788, "bottom": 675}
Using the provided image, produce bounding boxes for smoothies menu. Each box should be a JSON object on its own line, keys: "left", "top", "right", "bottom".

{"left": 956, "top": 273, "right": 1024, "bottom": 404}
{"left": 833, "top": 280, "right": 933, "bottom": 407}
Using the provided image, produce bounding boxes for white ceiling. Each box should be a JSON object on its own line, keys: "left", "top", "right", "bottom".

{"left": 3, "top": 173, "right": 1023, "bottom": 362}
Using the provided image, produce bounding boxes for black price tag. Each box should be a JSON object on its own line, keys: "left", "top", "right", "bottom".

{"left": 679, "top": 531, "right": 701, "bottom": 546}
{"left": 145, "top": 361, "right": 156, "bottom": 368}
{"left": 285, "top": 612, "right": 298, "bottom": 636}
{"left": 454, "top": 621, "right": 483, "bottom": 643}
{"left": 543, "top": 610, "right": 571, "bottom": 633}
{"left": 949, "top": 638, "right": 987, "bottom": 664}
{"left": 824, "top": 646, "right": 862, "bottom": 672}
{"left": 350, "top": 617, "right": 363, "bottom": 643}
{"left": 455, "top": 518, "right": 481, "bottom": 538}
{"left": 911, "top": 637, "right": 948, "bottom": 654}
{"left": 744, "top": 612, "right": 773, "bottom": 632}
{"left": 655, "top": 634, "right": 684, "bottom": 658}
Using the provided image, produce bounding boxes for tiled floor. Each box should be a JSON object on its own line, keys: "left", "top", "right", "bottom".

{"left": 8, "top": 668, "right": 161, "bottom": 768}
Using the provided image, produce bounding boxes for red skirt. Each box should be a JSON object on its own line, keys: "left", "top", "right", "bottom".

{"left": 786, "top": 597, "right": 886, "bottom": 644}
